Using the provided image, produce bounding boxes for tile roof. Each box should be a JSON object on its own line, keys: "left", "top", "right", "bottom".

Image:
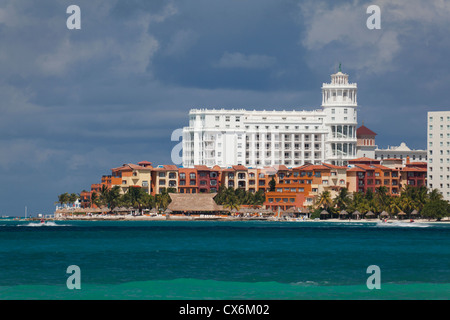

{"left": 111, "top": 163, "right": 152, "bottom": 171}
{"left": 356, "top": 125, "right": 377, "bottom": 136}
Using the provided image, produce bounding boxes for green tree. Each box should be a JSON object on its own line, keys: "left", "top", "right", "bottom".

{"left": 90, "top": 192, "right": 99, "bottom": 208}
{"left": 334, "top": 188, "right": 351, "bottom": 211}
{"left": 421, "top": 199, "right": 449, "bottom": 221}
{"left": 269, "top": 177, "right": 276, "bottom": 192}
{"left": 316, "top": 190, "right": 333, "bottom": 211}
{"left": 155, "top": 188, "right": 172, "bottom": 211}
{"left": 55, "top": 192, "right": 69, "bottom": 207}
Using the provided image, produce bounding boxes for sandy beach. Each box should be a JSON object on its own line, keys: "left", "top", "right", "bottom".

{"left": 47, "top": 214, "right": 449, "bottom": 224}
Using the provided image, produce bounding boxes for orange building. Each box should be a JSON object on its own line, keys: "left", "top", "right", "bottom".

{"left": 151, "top": 165, "right": 178, "bottom": 195}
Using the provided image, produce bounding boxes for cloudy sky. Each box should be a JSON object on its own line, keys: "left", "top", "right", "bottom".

{"left": 1, "top": 0, "right": 449, "bottom": 216}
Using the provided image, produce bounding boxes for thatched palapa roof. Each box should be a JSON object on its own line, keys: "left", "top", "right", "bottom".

{"left": 167, "top": 193, "right": 224, "bottom": 212}
{"left": 365, "top": 211, "right": 376, "bottom": 218}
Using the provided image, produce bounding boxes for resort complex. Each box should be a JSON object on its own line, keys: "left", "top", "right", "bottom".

{"left": 54, "top": 154, "right": 436, "bottom": 219}
{"left": 55, "top": 71, "right": 449, "bottom": 219}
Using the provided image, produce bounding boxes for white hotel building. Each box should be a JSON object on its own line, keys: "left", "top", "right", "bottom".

{"left": 427, "top": 111, "right": 450, "bottom": 201}
{"left": 182, "top": 70, "right": 358, "bottom": 168}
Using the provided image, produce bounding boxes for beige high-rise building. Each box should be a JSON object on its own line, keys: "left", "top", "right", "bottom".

{"left": 427, "top": 111, "right": 450, "bottom": 201}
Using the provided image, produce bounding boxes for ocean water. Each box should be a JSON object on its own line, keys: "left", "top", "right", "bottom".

{"left": 0, "top": 220, "right": 449, "bottom": 300}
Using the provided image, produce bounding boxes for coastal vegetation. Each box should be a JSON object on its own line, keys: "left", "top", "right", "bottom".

{"left": 312, "top": 186, "right": 450, "bottom": 220}
{"left": 57, "top": 185, "right": 266, "bottom": 214}
{"left": 214, "top": 185, "right": 266, "bottom": 211}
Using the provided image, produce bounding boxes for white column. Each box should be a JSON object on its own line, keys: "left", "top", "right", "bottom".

{"left": 301, "top": 133, "right": 305, "bottom": 165}
{"left": 321, "top": 133, "right": 325, "bottom": 164}
{"left": 261, "top": 131, "right": 266, "bottom": 167}
{"left": 271, "top": 132, "right": 276, "bottom": 165}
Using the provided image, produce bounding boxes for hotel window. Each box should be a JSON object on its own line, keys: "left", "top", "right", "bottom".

{"left": 236, "top": 116, "right": 240, "bottom": 122}
{"left": 158, "top": 172, "right": 165, "bottom": 177}
{"left": 215, "top": 116, "right": 220, "bottom": 121}
{"left": 190, "top": 173, "right": 196, "bottom": 179}
{"left": 332, "top": 109, "right": 335, "bottom": 114}
{"left": 226, "top": 116, "right": 230, "bottom": 122}
{"left": 122, "top": 180, "right": 127, "bottom": 185}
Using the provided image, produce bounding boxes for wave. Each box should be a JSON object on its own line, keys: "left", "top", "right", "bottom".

{"left": 375, "top": 221, "right": 431, "bottom": 228}
{"left": 18, "top": 221, "right": 71, "bottom": 227}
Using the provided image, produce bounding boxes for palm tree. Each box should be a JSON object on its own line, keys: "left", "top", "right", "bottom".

{"left": 55, "top": 192, "right": 70, "bottom": 208}
{"left": 428, "top": 188, "right": 444, "bottom": 202}
{"left": 69, "top": 193, "right": 78, "bottom": 206}
{"left": 387, "top": 196, "right": 401, "bottom": 215}
{"left": 334, "top": 188, "right": 351, "bottom": 211}
{"left": 316, "top": 190, "right": 333, "bottom": 211}
{"left": 90, "top": 192, "right": 99, "bottom": 208}
{"left": 375, "top": 186, "right": 389, "bottom": 212}
{"left": 155, "top": 189, "right": 171, "bottom": 211}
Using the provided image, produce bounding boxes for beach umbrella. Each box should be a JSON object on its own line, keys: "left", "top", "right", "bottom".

{"left": 320, "top": 210, "right": 329, "bottom": 220}
{"left": 410, "top": 210, "right": 419, "bottom": 216}
{"left": 365, "top": 211, "right": 375, "bottom": 219}
{"left": 397, "top": 211, "right": 406, "bottom": 219}
{"left": 339, "top": 210, "right": 348, "bottom": 220}
{"left": 380, "top": 211, "right": 389, "bottom": 217}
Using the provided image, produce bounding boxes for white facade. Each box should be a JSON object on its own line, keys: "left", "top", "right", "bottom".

{"left": 182, "top": 71, "right": 358, "bottom": 168}
{"left": 427, "top": 111, "right": 450, "bottom": 201}
{"left": 374, "top": 142, "right": 427, "bottom": 163}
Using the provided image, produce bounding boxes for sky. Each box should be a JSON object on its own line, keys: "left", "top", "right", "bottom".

{"left": 1, "top": 0, "right": 449, "bottom": 216}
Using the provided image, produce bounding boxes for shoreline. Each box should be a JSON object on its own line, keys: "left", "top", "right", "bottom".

{"left": 20, "top": 214, "right": 448, "bottom": 224}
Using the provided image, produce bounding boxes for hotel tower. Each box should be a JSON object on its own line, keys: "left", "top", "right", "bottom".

{"left": 182, "top": 69, "right": 358, "bottom": 168}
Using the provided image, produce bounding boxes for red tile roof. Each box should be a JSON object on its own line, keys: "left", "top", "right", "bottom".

{"left": 347, "top": 167, "right": 365, "bottom": 172}
{"left": 356, "top": 125, "right": 377, "bottom": 136}
{"left": 322, "top": 163, "right": 348, "bottom": 169}
{"left": 371, "top": 164, "right": 393, "bottom": 170}
{"left": 194, "top": 165, "right": 211, "bottom": 171}
{"left": 112, "top": 163, "right": 152, "bottom": 171}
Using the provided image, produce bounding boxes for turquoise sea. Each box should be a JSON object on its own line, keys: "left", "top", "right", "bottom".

{"left": 0, "top": 220, "right": 449, "bottom": 300}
